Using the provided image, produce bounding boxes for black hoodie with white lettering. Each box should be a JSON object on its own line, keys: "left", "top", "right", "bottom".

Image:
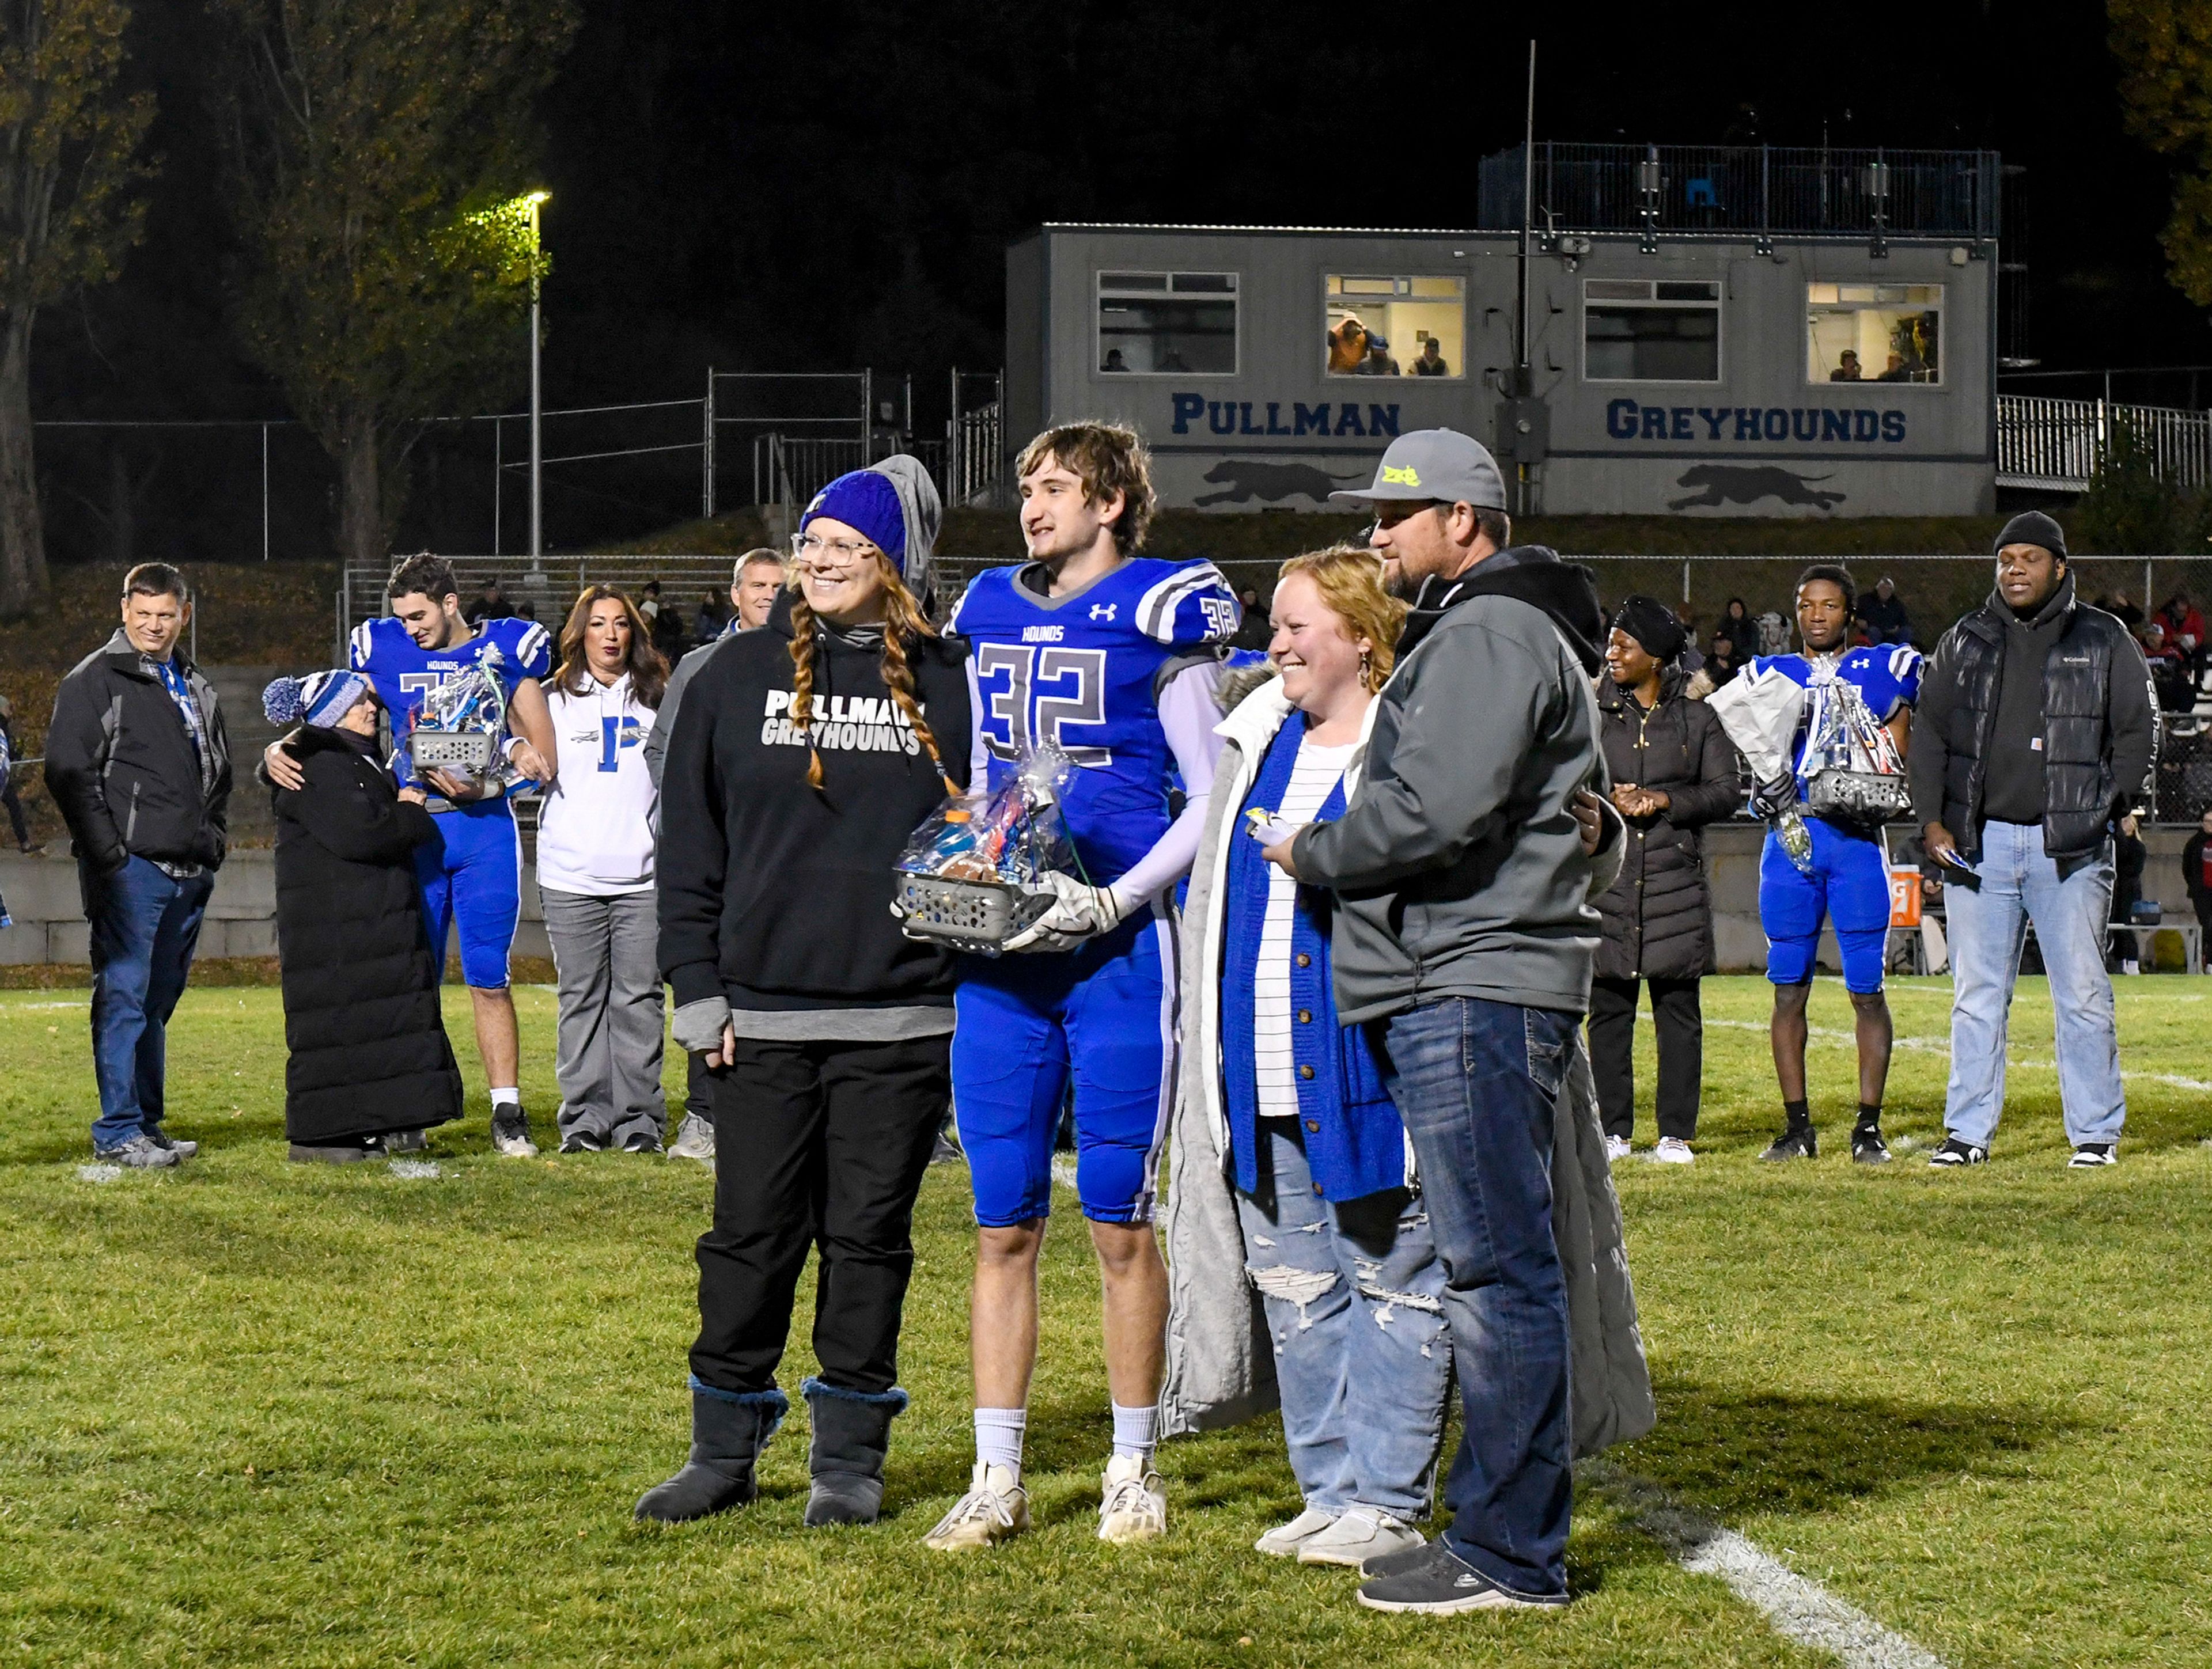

{"left": 657, "top": 589, "right": 972, "bottom": 1015}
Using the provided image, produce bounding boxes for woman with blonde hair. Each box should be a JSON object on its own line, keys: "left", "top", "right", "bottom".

{"left": 641, "top": 461, "right": 971, "bottom": 1530}
{"left": 1163, "top": 545, "right": 1453, "bottom": 1570}
{"left": 537, "top": 586, "right": 669, "bottom": 1154}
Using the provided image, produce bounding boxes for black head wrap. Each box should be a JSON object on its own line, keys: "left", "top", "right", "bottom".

{"left": 1611, "top": 594, "right": 1685, "bottom": 663}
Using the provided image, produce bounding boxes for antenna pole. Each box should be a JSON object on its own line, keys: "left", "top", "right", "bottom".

{"left": 1517, "top": 39, "right": 1536, "bottom": 393}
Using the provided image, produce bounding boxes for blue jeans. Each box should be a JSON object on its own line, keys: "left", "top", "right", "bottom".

{"left": 1379, "top": 996, "right": 1575, "bottom": 1599}
{"left": 1944, "top": 820, "right": 2124, "bottom": 1150}
{"left": 1234, "top": 1121, "right": 1452, "bottom": 1520}
{"left": 85, "top": 856, "right": 213, "bottom": 1150}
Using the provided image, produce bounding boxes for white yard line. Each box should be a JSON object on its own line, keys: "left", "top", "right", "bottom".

{"left": 0, "top": 1000, "right": 88, "bottom": 1012}
{"left": 1583, "top": 1462, "right": 1946, "bottom": 1669}
{"left": 1708, "top": 1018, "right": 2211, "bottom": 1092}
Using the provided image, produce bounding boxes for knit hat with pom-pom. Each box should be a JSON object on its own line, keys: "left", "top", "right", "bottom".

{"left": 263, "top": 669, "right": 370, "bottom": 730}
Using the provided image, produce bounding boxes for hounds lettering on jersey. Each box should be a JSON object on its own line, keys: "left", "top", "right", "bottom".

{"left": 758, "top": 686, "right": 922, "bottom": 756}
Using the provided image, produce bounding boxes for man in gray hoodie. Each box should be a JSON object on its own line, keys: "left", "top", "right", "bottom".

{"left": 1263, "top": 429, "right": 1615, "bottom": 1614}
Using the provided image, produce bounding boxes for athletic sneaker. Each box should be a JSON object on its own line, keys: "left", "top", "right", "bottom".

{"left": 667, "top": 1113, "right": 715, "bottom": 1163}
{"left": 1928, "top": 1137, "right": 1988, "bottom": 1167}
{"left": 384, "top": 1128, "right": 427, "bottom": 1154}
{"left": 147, "top": 1131, "right": 198, "bottom": 1160}
{"left": 1253, "top": 1505, "right": 1338, "bottom": 1557}
{"left": 1758, "top": 1124, "right": 1817, "bottom": 1162}
{"left": 2069, "top": 1143, "right": 2118, "bottom": 1168}
{"left": 1646, "top": 1137, "right": 1694, "bottom": 1166}
{"left": 922, "top": 1462, "right": 1029, "bottom": 1552}
{"left": 1603, "top": 1134, "right": 1631, "bottom": 1163}
{"left": 491, "top": 1106, "right": 537, "bottom": 1158}
{"left": 1297, "top": 1506, "right": 1424, "bottom": 1568}
{"left": 1355, "top": 1540, "right": 1570, "bottom": 1614}
{"left": 1850, "top": 1127, "right": 1892, "bottom": 1165}
{"left": 1097, "top": 1453, "right": 1168, "bottom": 1543}
{"left": 621, "top": 1130, "right": 662, "bottom": 1154}
{"left": 94, "top": 1133, "right": 179, "bottom": 1169}
{"left": 559, "top": 1129, "right": 606, "bottom": 1155}
{"left": 1360, "top": 1537, "right": 1434, "bottom": 1579}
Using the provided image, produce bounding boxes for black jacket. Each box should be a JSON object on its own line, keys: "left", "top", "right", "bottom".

{"left": 1909, "top": 577, "right": 2158, "bottom": 863}
{"left": 46, "top": 630, "right": 232, "bottom": 871}
{"left": 2184, "top": 831, "right": 2212, "bottom": 912}
{"left": 657, "top": 595, "right": 973, "bottom": 1011}
{"left": 272, "top": 727, "right": 461, "bottom": 1144}
{"left": 1592, "top": 670, "right": 1741, "bottom": 981}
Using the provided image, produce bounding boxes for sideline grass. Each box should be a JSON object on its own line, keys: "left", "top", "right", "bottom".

{"left": 2, "top": 977, "right": 2208, "bottom": 1667}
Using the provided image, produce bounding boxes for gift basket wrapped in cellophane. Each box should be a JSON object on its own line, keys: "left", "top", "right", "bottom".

{"left": 406, "top": 647, "right": 511, "bottom": 781}
{"left": 893, "top": 745, "right": 1082, "bottom": 954}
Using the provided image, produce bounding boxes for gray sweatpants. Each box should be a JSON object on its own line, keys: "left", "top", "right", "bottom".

{"left": 542, "top": 886, "right": 666, "bottom": 1144}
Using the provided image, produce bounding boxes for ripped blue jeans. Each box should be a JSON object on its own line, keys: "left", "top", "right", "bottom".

{"left": 1380, "top": 996, "right": 1577, "bottom": 1600}
{"left": 1235, "top": 1120, "right": 1451, "bottom": 1521}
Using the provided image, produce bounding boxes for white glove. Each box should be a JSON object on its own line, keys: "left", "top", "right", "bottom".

{"left": 1003, "top": 872, "right": 1127, "bottom": 954}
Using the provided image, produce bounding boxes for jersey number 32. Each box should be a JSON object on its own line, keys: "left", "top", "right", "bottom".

{"left": 974, "top": 643, "right": 1111, "bottom": 767}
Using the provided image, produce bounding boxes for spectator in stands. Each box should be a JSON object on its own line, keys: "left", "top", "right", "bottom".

{"left": 1102, "top": 348, "right": 1130, "bottom": 371}
{"left": 694, "top": 590, "right": 728, "bottom": 646}
{"left": 1232, "top": 585, "right": 1272, "bottom": 651}
{"left": 1166, "top": 545, "right": 1449, "bottom": 1571}
{"left": 1706, "top": 629, "right": 1747, "bottom": 687}
{"left": 1589, "top": 598, "right": 1740, "bottom": 1166}
{"left": 644, "top": 547, "right": 790, "bottom": 1164}
{"left": 465, "top": 578, "right": 513, "bottom": 625}
{"left": 1675, "top": 608, "right": 1706, "bottom": 674}
{"left": 540, "top": 587, "right": 671, "bottom": 1154}
{"left": 649, "top": 582, "right": 688, "bottom": 663}
{"left": 2109, "top": 814, "right": 2146, "bottom": 976}
{"left": 2142, "top": 622, "right": 2195, "bottom": 711}
{"left": 1914, "top": 512, "right": 2156, "bottom": 1167}
{"left": 1411, "top": 338, "right": 1449, "bottom": 377}
{"left": 639, "top": 461, "right": 969, "bottom": 1530}
{"left": 0, "top": 692, "right": 37, "bottom": 851}
{"left": 1855, "top": 576, "right": 1912, "bottom": 645}
{"left": 1721, "top": 597, "right": 1758, "bottom": 653}
{"left": 262, "top": 670, "right": 462, "bottom": 1162}
{"left": 2184, "top": 809, "right": 2212, "bottom": 974}
{"left": 2159, "top": 591, "right": 2206, "bottom": 686}
{"left": 1327, "top": 316, "right": 1368, "bottom": 374}
{"left": 640, "top": 580, "right": 662, "bottom": 626}
{"left": 2103, "top": 590, "right": 2146, "bottom": 629}
{"left": 45, "top": 563, "right": 231, "bottom": 1169}
{"left": 1357, "top": 335, "right": 1399, "bottom": 376}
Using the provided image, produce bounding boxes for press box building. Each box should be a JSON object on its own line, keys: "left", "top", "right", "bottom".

{"left": 1003, "top": 144, "right": 2005, "bottom": 518}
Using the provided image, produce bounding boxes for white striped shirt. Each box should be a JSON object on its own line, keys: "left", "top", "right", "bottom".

{"left": 1252, "top": 738, "right": 1356, "bottom": 1119}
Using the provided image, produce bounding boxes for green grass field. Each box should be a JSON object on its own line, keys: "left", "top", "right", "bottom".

{"left": 3, "top": 976, "right": 2210, "bottom": 1667}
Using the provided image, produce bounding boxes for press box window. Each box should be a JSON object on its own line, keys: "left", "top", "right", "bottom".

{"left": 1583, "top": 278, "right": 1721, "bottom": 382}
{"left": 1324, "top": 275, "right": 1465, "bottom": 377}
{"left": 1806, "top": 283, "right": 1942, "bottom": 385}
{"left": 1096, "top": 271, "right": 1237, "bottom": 375}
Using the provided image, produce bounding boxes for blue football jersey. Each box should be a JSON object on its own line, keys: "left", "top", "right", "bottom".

{"left": 1750, "top": 644, "right": 1922, "bottom": 786}
{"left": 950, "top": 557, "right": 1238, "bottom": 883}
{"left": 349, "top": 613, "right": 553, "bottom": 786}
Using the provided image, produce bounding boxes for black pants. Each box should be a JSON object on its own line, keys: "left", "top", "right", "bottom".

{"left": 0, "top": 772, "right": 27, "bottom": 846}
{"left": 684, "top": 1050, "right": 713, "bottom": 1123}
{"left": 1586, "top": 976, "right": 1702, "bottom": 1142}
{"left": 691, "top": 1031, "right": 949, "bottom": 1397}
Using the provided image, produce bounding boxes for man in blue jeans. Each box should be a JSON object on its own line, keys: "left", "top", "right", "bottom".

{"left": 1264, "top": 430, "right": 1620, "bottom": 1613}
{"left": 45, "top": 564, "right": 232, "bottom": 1169}
{"left": 1912, "top": 513, "right": 2156, "bottom": 1168}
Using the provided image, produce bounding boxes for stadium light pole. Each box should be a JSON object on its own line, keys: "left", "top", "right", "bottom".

{"left": 524, "top": 190, "right": 550, "bottom": 571}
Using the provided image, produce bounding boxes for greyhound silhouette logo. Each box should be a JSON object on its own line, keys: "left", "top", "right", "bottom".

{"left": 1669, "top": 464, "right": 1847, "bottom": 513}
{"left": 1194, "top": 459, "right": 1368, "bottom": 507}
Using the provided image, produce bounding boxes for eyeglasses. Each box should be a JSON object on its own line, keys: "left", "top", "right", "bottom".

{"left": 789, "top": 532, "right": 879, "bottom": 571}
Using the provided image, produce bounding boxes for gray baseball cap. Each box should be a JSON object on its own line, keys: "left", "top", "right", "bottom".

{"left": 1328, "top": 427, "right": 1507, "bottom": 509}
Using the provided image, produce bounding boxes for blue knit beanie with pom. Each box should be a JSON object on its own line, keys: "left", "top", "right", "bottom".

{"left": 801, "top": 470, "right": 907, "bottom": 572}
{"left": 263, "top": 669, "right": 370, "bottom": 730}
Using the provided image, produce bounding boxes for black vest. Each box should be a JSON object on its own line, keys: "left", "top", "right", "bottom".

{"left": 1934, "top": 593, "right": 2145, "bottom": 861}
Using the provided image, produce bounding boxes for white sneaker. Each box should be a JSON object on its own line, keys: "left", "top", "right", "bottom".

{"left": 1097, "top": 1452, "right": 1167, "bottom": 1544}
{"left": 666, "top": 1113, "right": 715, "bottom": 1163}
{"left": 1254, "top": 1505, "right": 1338, "bottom": 1557}
{"left": 1296, "top": 1506, "right": 1425, "bottom": 1568}
{"left": 1646, "top": 1137, "right": 1695, "bottom": 1165}
{"left": 922, "top": 1462, "right": 1030, "bottom": 1552}
{"left": 1604, "top": 1135, "right": 1632, "bottom": 1163}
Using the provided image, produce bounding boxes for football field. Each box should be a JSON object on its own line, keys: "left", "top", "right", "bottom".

{"left": 2, "top": 976, "right": 2208, "bottom": 1667}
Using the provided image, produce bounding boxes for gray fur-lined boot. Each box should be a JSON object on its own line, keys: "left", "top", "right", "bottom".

{"left": 801, "top": 1377, "right": 908, "bottom": 1527}
{"left": 633, "top": 1382, "right": 787, "bottom": 1523}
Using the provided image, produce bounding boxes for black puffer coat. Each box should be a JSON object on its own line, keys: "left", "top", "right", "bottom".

{"left": 272, "top": 726, "right": 463, "bottom": 1144}
{"left": 1592, "top": 670, "right": 1741, "bottom": 981}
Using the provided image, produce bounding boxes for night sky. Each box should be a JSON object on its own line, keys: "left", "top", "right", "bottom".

{"left": 28, "top": 0, "right": 2203, "bottom": 560}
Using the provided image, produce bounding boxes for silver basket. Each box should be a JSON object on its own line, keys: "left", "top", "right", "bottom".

{"left": 896, "top": 873, "right": 1053, "bottom": 952}
{"left": 411, "top": 730, "right": 498, "bottom": 772}
{"left": 1805, "top": 769, "right": 1911, "bottom": 824}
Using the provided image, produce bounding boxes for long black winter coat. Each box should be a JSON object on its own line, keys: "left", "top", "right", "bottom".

{"left": 272, "top": 726, "right": 463, "bottom": 1144}
{"left": 1592, "top": 671, "right": 1741, "bottom": 981}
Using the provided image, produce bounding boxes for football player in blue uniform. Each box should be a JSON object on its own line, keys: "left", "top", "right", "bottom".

{"left": 266, "top": 553, "right": 556, "bottom": 1156}
{"left": 1747, "top": 565, "right": 1919, "bottom": 1165}
{"left": 924, "top": 423, "right": 1236, "bottom": 1552}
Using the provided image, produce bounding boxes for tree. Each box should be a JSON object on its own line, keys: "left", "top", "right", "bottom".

{"left": 211, "top": 0, "right": 577, "bottom": 568}
{"left": 0, "top": 0, "right": 153, "bottom": 617}
{"left": 2111, "top": 0, "right": 2212, "bottom": 305}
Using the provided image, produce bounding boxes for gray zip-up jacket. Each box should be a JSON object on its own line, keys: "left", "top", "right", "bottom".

{"left": 1293, "top": 557, "right": 1615, "bottom": 1022}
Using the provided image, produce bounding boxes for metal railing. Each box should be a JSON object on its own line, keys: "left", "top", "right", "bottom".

{"left": 1996, "top": 393, "right": 2212, "bottom": 491}
{"left": 340, "top": 555, "right": 749, "bottom": 649}
{"left": 1480, "top": 142, "right": 2001, "bottom": 239}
